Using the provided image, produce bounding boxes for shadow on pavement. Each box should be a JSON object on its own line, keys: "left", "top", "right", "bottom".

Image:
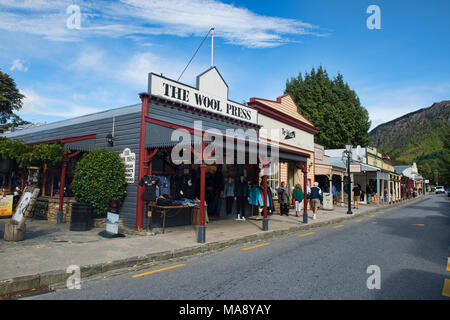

{"left": 375, "top": 268, "right": 447, "bottom": 300}
{"left": 369, "top": 196, "right": 449, "bottom": 266}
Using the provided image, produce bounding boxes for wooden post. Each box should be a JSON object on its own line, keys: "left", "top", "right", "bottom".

{"left": 41, "top": 163, "right": 47, "bottom": 197}
{"left": 198, "top": 138, "right": 206, "bottom": 243}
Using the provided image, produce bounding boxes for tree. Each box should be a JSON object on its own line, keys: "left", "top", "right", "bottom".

{"left": 71, "top": 149, "right": 127, "bottom": 216}
{"left": 0, "top": 137, "right": 67, "bottom": 167}
{"left": 285, "top": 66, "right": 371, "bottom": 148}
{"left": 437, "top": 122, "right": 450, "bottom": 187}
{"left": 0, "top": 69, "right": 29, "bottom": 132}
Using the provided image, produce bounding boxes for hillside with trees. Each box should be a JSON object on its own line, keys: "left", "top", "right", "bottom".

{"left": 369, "top": 100, "right": 450, "bottom": 185}
{"left": 285, "top": 66, "right": 371, "bottom": 149}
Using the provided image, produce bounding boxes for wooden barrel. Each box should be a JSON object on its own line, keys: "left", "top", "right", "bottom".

{"left": 70, "top": 203, "right": 92, "bottom": 231}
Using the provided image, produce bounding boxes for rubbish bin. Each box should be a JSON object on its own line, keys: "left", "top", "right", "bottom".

{"left": 70, "top": 203, "right": 92, "bottom": 231}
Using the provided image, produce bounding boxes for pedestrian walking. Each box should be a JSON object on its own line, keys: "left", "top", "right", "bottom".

{"left": 292, "top": 184, "right": 304, "bottom": 217}
{"left": 366, "top": 185, "right": 372, "bottom": 204}
{"left": 277, "top": 182, "right": 290, "bottom": 216}
{"left": 308, "top": 182, "right": 322, "bottom": 220}
{"left": 353, "top": 183, "right": 361, "bottom": 209}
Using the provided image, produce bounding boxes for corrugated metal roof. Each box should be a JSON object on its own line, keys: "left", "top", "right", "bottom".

{"left": 394, "top": 165, "right": 409, "bottom": 174}
{"left": 1, "top": 103, "right": 141, "bottom": 139}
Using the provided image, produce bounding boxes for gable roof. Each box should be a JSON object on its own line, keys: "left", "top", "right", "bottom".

{"left": 248, "top": 94, "right": 317, "bottom": 134}
{"left": 196, "top": 66, "right": 229, "bottom": 89}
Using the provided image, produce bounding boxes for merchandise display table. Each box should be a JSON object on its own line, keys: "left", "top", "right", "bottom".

{"left": 146, "top": 202, "right": 207, "bottom": 233}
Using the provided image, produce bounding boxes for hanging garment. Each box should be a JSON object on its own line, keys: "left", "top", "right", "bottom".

{"left": 255, "top": 186, "right": 270, "bottom": 208}
{"left": 235, "top": 179, "right": 249, "bottom": 197}
{"left": 223, "top": 181, "right": 235, "bottom": 197}
{"left": 139, "top": 175, "right": 160, "bottom": 201}
{"left": 267, "top": 187, "right": 275, "bottom": 214}
{"left": 155, "top": 175, "right": 170, "bottom": 196}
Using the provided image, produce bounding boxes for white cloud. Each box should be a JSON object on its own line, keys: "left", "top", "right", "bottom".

{"left": 19, "top": 89, "right": 101, "bottom": 118}
{"left": 0, "top": 0, "right": 323, "bottom": 47}
{"left": 10, "top": 59, "right": 28, "bottom": 72}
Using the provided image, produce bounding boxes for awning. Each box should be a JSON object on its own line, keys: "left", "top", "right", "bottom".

{"left": 64, "top": 138, "right": 96, "bottom": 151}
{"left": 145, "top": 122, "right": 271, "bottom": 155}
{"left": 145, "top": 123, "right": 190, "bottom": 148}
{"left": 278, "top": 150, "right": 308, "bottom": 163}
{"left": 360, "top": 164, "right": 380, "bottom": 172}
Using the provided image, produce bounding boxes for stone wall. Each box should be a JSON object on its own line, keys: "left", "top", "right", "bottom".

{"left": 42, "top": 198, "right": 106, "bottom": 227}
{"left": 46, "top": 198, "right": 74, "bottom": 223}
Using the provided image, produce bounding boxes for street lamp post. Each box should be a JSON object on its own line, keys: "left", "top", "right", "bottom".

{"left": 343, "top": 140, "right": 353, "bottom": 215}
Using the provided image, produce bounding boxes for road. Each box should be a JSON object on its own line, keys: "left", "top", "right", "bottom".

{"left": 27, "top": 194, "right": 450, "bottom": 300}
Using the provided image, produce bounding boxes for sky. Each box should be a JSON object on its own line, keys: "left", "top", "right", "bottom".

{"left": 1, "top": 0, "right": 449, "bottom": 130}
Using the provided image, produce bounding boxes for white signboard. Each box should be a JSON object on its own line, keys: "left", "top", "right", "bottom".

{"left": 149, "top": 73, "right": 258, "bottom": 124}
{"left": 12, "top": 192, "right": 32, "bottom": 223}
{"left": 106, "top": 212, "right": 119, "bottom": 234}
{"left": 350, "top": 164, "right": 361, "bottom": 173}
{"left": 322, "top": 192, "right": 333, "bottom": 210}
{"left": 120, "top": 148, "right": 136, "bottom": 184}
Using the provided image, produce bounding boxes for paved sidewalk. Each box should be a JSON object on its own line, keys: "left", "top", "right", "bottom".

{"left": 0, "top": 197, "right": 425, "bottom": 296}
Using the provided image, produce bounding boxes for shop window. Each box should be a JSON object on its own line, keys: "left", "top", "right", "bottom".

{"left": 266, "top": 161, "right": 279, "bottom": 192}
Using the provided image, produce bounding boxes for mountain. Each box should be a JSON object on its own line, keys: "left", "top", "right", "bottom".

{"left": 369, "top": 101, "right": 450, "bottom": 177}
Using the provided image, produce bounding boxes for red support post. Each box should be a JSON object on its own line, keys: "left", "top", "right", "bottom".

{"left": 57, "top": 151, "right": 80, "bottom": 223}
{"left": 136, "top": 93, "right": 150, "bottom": 231}
{"left": 263, "top": 174, "right": 268, "bottom": 219}
{"left": 21, "top": 168, "right": 26, "bottom": 191}
{"left": 302, "top": 162, "right": 308, "bottom": 223}
{"left": 198, "top": 138, "right": 206, "bottom": 243}
{"left": 58, "top": 161, "right": 67, "bottom": 213}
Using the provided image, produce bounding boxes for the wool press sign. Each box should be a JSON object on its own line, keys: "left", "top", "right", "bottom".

{"left": 120, "top": 148, "right": 136, "bottom": 184}
{"left": 149, "top": 73, "right": 258, "bottom": 124}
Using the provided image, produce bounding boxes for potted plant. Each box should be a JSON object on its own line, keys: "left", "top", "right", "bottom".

{"left": 71, "top": 149, "right": 127, "bottom": 230}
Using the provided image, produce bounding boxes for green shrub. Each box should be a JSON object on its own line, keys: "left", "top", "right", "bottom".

{"left": 72, "top": 149, "right": 127, "bottom": 217}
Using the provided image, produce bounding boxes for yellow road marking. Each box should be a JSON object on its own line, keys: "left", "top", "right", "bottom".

{"left": 371, "top": 221, "right": 378, "bottom": 224}
{"left": 442, "top": 279, "right": 450, "bottom": 297}
{"left": 298, "top": 232, "right": 315, "bottom": 237}
{"left": 132, "top": 264, "right": 185, "bottom": 278}
{"left": 355, "top": 219, "right": 363, "bottom": 222}
{"left": 242, "top": 243, "right": 270, "bottom": 251}
{"left": 369, "top": 215, "right": 375, "bottom": 217}
{"left": 412, "top": 224, "right": 425, "bottom": 227}
{"left": 333, "top": 225, "right": 344, "bottom": 229}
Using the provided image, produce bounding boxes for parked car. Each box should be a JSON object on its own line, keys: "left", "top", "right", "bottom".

{"left": 447, "top": 188, "right": 450, "bottom": 197}
{"left": 435, "top": 186, "right": 445, "bottom": 194}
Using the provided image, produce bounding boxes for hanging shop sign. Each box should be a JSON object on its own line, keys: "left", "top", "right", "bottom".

{"left": 0, "top": 195, "right": 13, "bottom": 217}
{"left": 149, "top": 73, "right": 258, "bottom": 124}
{"left": 120, "top": 148, "right": 136, "bottom": 184}
{"left": 281, "top": 128, "right": 296, "bottom": 139}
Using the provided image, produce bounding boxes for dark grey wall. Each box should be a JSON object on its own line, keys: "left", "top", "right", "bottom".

{"left": 147, "top": 101, "right": 249, "bottom": 136}
{"left": 6, "top": 108, "right": 142, "bottom": 229}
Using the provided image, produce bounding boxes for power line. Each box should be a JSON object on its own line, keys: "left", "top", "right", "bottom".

{"left": 177, "top": 28, "right": 214, "bottom": 82}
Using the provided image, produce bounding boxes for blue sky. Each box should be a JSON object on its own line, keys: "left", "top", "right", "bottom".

{"left": 1, "top": 0, "right": 449, "bottom": 130}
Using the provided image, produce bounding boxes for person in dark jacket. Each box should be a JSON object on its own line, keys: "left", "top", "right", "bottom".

{"left": 308, "top": 182, "right": 322, "bottom": 220}
{"left": 353, "top": 183, "right": 361, "bottom": 209}
{"left": 277, "top": 182, "right": 290, "bottom": 216}
{"left": 234, "top": 175, "right": 249, "bottom": 220}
